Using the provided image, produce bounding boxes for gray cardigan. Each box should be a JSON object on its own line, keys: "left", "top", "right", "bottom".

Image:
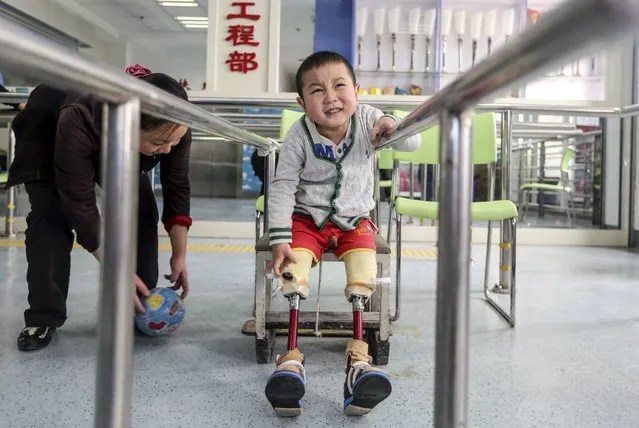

{"left": 268, "top": 103, "right": 420, "bottom": 246}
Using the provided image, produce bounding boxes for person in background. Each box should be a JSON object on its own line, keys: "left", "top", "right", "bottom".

{"left": 7, "top": 64, "right": 193, "bottom": 351}
{"left": 250, "top": 148, "right": 279, "bottom": 196}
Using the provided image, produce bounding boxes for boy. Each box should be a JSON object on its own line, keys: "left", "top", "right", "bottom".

{"left": 265, "top": 51, "right": 420, "bottom": 417}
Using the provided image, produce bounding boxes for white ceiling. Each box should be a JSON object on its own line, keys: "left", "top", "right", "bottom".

{"left": 73, "top": 0, "right": 209, "bottom": 52}
{"left": 75, "top": 0, "right": 208, "bottom": 34}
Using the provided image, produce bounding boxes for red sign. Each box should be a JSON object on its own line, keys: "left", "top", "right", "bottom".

{"left": 225, "top": 25, "right": 259, "bottom": 46}
{"left": 225, "top": 2, "right": 261, "bottom": 73}
{"left": 226, "top": 2, "right": 260, "bottom": 21}
{"left": 226, "top": 51, "right": 258, "bottom": 73}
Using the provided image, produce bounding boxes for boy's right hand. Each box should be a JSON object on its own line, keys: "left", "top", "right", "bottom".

{"left": 269, "top": 243, "right": 298, "bottom": 277}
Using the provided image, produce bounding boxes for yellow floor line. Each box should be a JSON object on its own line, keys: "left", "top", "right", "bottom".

{"left": 0, "top": 239, "right": 438, "bottom": 259}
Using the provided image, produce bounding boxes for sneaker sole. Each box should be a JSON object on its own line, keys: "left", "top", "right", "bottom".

{"left": 344, "top": 371, "right": 392, "bottom": 416}
{"left": 265, "top": 371, "right": 305, "bottom": 417}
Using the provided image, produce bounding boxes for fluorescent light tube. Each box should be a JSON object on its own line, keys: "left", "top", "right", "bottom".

{"left": 160, "top": 2, "right": 198, "bottom": 7}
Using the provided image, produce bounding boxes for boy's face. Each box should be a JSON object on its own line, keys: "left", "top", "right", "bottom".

{"left": 297, "top": 62, "right": 358, "bottom": 136}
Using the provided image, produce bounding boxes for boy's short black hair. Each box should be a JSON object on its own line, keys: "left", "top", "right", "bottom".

{"left": 295, "top": 51, "right": 357, "bottom": 98}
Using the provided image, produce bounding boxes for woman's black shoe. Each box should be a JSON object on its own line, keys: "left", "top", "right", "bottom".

{"left": 17, "top": 326, "right": 55, "bottom": 351}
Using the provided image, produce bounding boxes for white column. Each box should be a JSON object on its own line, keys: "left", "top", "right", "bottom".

{"left": 603, "top": 37, "right": 634, "bottom": 232}
{"left": 207, "top": 0, "right": 281, "bottom": 94}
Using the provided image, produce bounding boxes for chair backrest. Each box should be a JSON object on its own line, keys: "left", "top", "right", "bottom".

{"left": 472, "top": 112, "right": 498, "bottom": 165}
{"left": 560, "top": 145, "right": 577, "bottom": 173}
{"left": 280, "top": 109, "right": 305, "bottom": 140}
{"left": 559, "top": 145, "right": 577, "bottom": 186}
{"left": 391, "top": 110, "right": 437, "bottom": 164}
{"left": 378, "top": 148, "right": 394, "bottom": 169}
{"left": 390, "top": 110, "right": 498, "bottom": 165}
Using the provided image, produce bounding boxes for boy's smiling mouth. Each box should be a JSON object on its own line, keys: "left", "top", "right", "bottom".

{"left": 324, "top": 107, "right": 343, "bottom": 115}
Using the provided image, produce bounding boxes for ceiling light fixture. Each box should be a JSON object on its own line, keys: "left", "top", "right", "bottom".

{"left": 176, "top": 16, "right": 207, "bottom": 21}
{"left": 159, "top": 1, "right": 198, "bottom": 7}
{"left": 183, "top": 23, "right": 208, "bottom": 28}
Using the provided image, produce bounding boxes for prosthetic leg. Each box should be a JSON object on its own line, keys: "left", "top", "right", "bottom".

{"left": 264, "top": 250, "right": 313, "bottom": 417}
{"left": 342, "top": 250, "right": 393, "bottom": 416}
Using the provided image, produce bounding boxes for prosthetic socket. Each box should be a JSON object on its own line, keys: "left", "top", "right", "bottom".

{"left": 279, "top": 249, "right": 378, "bottom": 301}
{"left": 278, "top": 247, "right": 378, "bottom": 353}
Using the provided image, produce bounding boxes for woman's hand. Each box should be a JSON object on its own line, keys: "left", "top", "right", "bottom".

{"left": 165, "top": 255, "right": 190, "bottom": 299}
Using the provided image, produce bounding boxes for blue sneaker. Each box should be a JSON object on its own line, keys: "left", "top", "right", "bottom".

{"left": 343, "top": 340, "right": 392, "bottom": 416}
{"left": 265, "top": 348, "right": 306, "bottom": 417}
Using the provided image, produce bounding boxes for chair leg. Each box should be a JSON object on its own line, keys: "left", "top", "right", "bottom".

{"left": 483, "top": 220, "right": 493, "bottom": 294}
{"left": 484, "top": 217, "right": 516, "bottom": 328}
{"left": 568, "top": 191, "right": 576, "bottom": 228}
{"left": 255, "top": 211, "right": 262, "bottom": 245}
{"left": 509, "top": 217, "right": 517, "bottom": 327}
{"left": 563, "top": 191, "right": 572, "bottom": 228}
{"left": 391, "top": 214, "right": 402, "bottom": 322}
{"left": 521, "top": 190, "right": 529, "bottom": 223}
{"left": 386, "top": 200, "right": 394, "bottom": 243}
{"left": 312, "top": 258, "right": 324, "bottom": 337}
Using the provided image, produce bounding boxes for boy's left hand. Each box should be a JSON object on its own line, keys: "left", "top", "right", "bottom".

{"left": 370, "top": 116, "right": 397, "bottom": 147}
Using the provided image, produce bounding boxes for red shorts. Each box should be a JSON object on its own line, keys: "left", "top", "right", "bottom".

{"left": 291, "top": 213, "right": 377, "bottom": 262}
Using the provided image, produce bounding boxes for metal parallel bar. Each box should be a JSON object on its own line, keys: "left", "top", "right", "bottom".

{"left": 620, "top": 103, "right": 639, "bottom": 117}
{"left": 434, "top": 108, "right": 472, "bottom": 428}
{"left": 0, "top": 19, "right": 275, "bottom": 152}
{"left": 0, "top": 91, "right": 627, "bottom": 120}
{"left": 188, "top": 95, "right": 623, "bottom": 117}
{"left": 0, "top": 93, "right": 28, "bottom": 103}
{"left": 0, "top": 91, "right": 632, "bottom": 122}
{"left": 4, "top": 127, "right": 15, "bottom": 237}
{"left": 94, "top": 100, "right": 140, "bottom": 428}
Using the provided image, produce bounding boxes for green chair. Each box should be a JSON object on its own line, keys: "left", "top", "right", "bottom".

{"left": 373, "top": 148, "right": 394, "bottom": 232}
{"left": 388, "top": 110, "right": 517, "bottom": 327}
{"left": 519, "top": 145, "right": 576, "bottom": 227}
{"left": 254, "top": 109, "right": 304, "bottom": 243}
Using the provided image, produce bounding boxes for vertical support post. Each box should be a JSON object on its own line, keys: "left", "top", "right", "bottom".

{"left": 263, "top": 150, "right": 276, "bottom": 233}
{"left": 433, "top": 108, "right": 472, "bottom": 428}
{"left": 4, "top": 124, "right": 16, "bottom": 237}
{"left": 94, "top": 99, "right": 140, "bottom": 428}
{"left": 498, "top": 110, "right": 513, "bottom": 292}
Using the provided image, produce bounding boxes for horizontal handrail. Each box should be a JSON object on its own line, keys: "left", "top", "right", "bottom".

{"left": 4, "top": 91, "right": 639, "bottom": 121}
{"left": 0, "top": 19, "right": 276, "bottom": 152}
{"left": 186, "top": 94, "right": 622, "bottom": 116}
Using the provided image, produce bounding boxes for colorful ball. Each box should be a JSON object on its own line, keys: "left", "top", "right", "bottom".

{"left": 135, "top": 287, "right": 185, "bottom": 336}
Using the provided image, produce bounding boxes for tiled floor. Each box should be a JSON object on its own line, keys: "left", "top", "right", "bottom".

{"left": 1, "top": 236, "right": 638, "bottom": 427}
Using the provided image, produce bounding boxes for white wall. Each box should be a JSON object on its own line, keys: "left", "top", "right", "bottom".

{"left": 278, "top": 0, "right": 315, "bottom": 92}
{"left": 603, "top": 37, "right": 635, "bottom": 232}
{"left": 128, "top": 43, "right": 207, "bottom": 89}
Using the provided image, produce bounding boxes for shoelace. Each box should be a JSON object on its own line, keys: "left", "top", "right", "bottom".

{"left": 345, "top": 361, "right": 371, "bottom": 395}
{"left": 274, "top": 356, "right": 306, "bottom": 379}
